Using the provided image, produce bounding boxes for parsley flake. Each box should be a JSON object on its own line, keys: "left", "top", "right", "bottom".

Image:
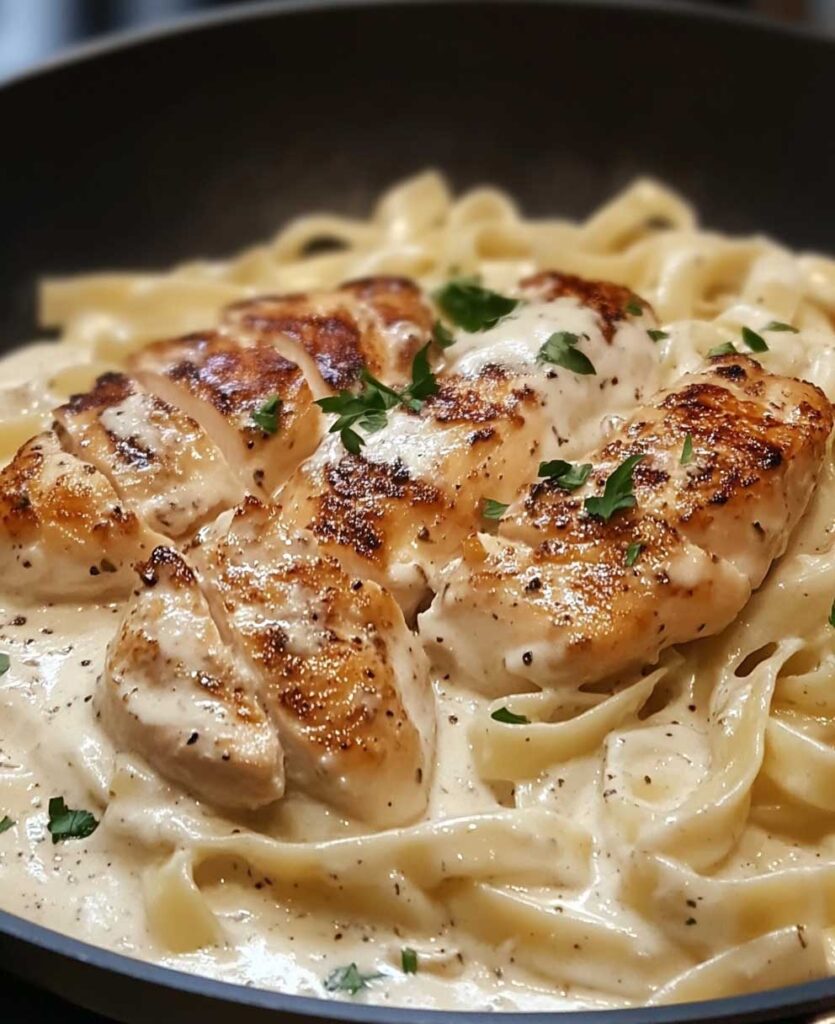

{"left": 432, "top": 320, "right": 456, "bottom": 349}
{"left": 763, "top": 320, "right": 798, "bottom": 333}
{"left": 647, "top": 329, "right": 669, "bottom": 343}
{"left": 625, "top": 542, "right": 643, "bottom": 567}
{"left": 315, "top": 344, "right": 438, "bottom": 453}
{"left": 538, "top": 460, "right": 592, "bottom": 491}
{"left": 0, "top": 653, "right": 8, "bottom": 676}
{"left": 434, "top": 279, "right": 518, "bottom": 332}
{"left": 584, "top": 454, "right": 644, "bottom": 522}
{"left": 680, "top": 433, "right": 694, "bottom": 466}
{"left": 250, "top": 395, "right": 282, "bottom": 434}
{"left": 537, "top": 332, "right": 596, "bottom": 376}
{"left": 482, "top": 499, "right": 509, "bottom": 520}
{"left": 323, "top": 964, "right": 382, "bottom": 995}
{"left": 624, "top": 299, "right": 643, "bottom": 316}
{"left": 401, "top": 948, "right": 418, "bottom": 974}
{"left": 707, "top": 341, "right": 738, "bottom": 357}
{"left": 0, "top": 816, "right": 14, "bottom": 835}
{"left": 491, "top": 706, "right": 530, "bottom": 725}
{"left": 741, "top": 326, "right": 768, "bottom": 353}
{"left": 47, "top": 796, "right": 99, "bottom": 844}
{"left": 829, "top": 600, "right": 835, "bottom": 628}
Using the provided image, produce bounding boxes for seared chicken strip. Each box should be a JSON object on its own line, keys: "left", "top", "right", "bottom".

{"left": 0, "top": 431, "right": 159, "bottom": 600}
{"left": 132, "top": 331, "right": 322, "bottom": 497}
{"left": 278, "top": 273, "right": 660, "bottom": 613}
{"left": 224, "top": 275, "right": 433, "bottom": 393}
{"left": 187, "top": 498, "right": 435, "bottom": 826}
{"left": 421, "top": 356, "right": 833, "bottom": 695}
{"left": 101, "top": 545, "right": 284, "bottom": 809}
{"left": 54, "top": 372, "right": 244, "bottom": 538}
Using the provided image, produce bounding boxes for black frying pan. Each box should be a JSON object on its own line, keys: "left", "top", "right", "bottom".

{"left": 1, "top": 2, "right": 834, "bottom": 1021}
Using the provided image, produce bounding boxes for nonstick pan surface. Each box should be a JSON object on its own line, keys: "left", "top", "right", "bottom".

{"left": 1, "top": 2, "right": 834, "bottom": 1021}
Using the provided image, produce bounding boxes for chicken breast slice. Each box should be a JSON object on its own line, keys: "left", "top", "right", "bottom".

{"left": 420, "top": 356, "right": 832, "bottom": 695}
{"left": 278, "top": 367, "right": 543, "bottom": 615}
{"left": 102, "top": 545, "right": 284, "bottom": 809}
{"left": 0, "top": 431, "right": 159, "bottom": 601}
{"left": 278, "top": 273, "right": 660, "bottom": 614}
{"left": 224, "top": 275, "right": 433, "bottom": 392}
{"left": 189, "top": 497, "right": 435, "bottom": 826}
{"left": 54, "top": 372, "right": 244, "bottom": 538}
{"left": 131, "top": 330, "right": 322, "bottom": 497}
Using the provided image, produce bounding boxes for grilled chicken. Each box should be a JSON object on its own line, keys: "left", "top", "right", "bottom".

{"left": 420, "top": 355, "right": 833, "bottom": 695}
{"left": 278, "top": 274, "right": 660, "bottom": 613}
{"left": 101, "top": 545, "right": 284, "bottom": 809}
{"left": 54, "top": 372, "right": 244, "bottom": 538}
{"left": 0, "top": 431, "right": 160, "bottom": 600}
{"left": 186, "top": 498, "right": 435, "bottom": 825}
{"left": 131, "top": 331, "right": 322, "bottom": 497}
{"left": 224, "top": 276, "right": 433, "bottom": 393}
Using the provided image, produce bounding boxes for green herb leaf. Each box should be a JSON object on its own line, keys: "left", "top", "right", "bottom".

{"left": 829, "top": 599, "right": 835, "bottom": 628}
{"left": 538, "top": 460, "right": 593, "bottom": 491}
{"left": 707, "top": 341, "right": 738, "bottom": 357}
{"left": 680, "top": 433, "right": 694, "bottom": 466}
{"left": 401, "top": 948, "right": 418, "bottom": 974}
{"left": 315, "top": 345, "right": 438, "bottom": 453}
{"left": 434, "top": 279, "right": 518, "bottom": 332}
{"left": 584, "top": 454, "right": 644, "bottom": 522}
{"left": 482, "top": 499, "right": 509, "bottom": 520}
{"left": 402, "top": 343, "right": 439, "bottom": 406}
{"left": 625, "top": 542, "right": 643, "bottom": 567}
{"left": 741, "top": 326, "right": 768, "bottom": 353}
{"left": 0, "top": 816, "right": 14, "bottom": 835}
{"left": 432, "top": 321, "right": 456, "bottom": 349}
{"left": 763, "top": 320, "right": 798, "bottom": 333}
{"left": 323, "top": 964, "right": 382, "bottom": 995}
{"left": 250, "top": 395, "right": 282, "bottom": 434}
{"left": 647, "top": 329, "right": 669, "bottom": 343}
{"left": 624, "top": 299, "right": 643, "bottom": 316}
{"left": 47, "top": 797, "right": 99, "bottom": 845}
{"left": 0, "top": 653, "right": 9, "bottom": 676}
{"left": 537, "top": 332, "right": 596, "bottom": 376}
{"left": 491, "top": 706, "right": 530, "bottom": 725}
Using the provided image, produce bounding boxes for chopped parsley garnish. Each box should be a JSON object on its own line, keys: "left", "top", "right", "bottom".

{"left": 584, "top": 454, "right": 644, "bottom": 522}
{"left": 647, "top": 329, "right": 669, "bottom": 343}
{"left": 829, "top": 599, "right": 835, "bottom": 628}
{"left": 323, "top": 964, "right": 382, "bottom": 995}
{"left": 680, "top": 433, "right": 694, "bottom": 466}
{"left": 482, "top": 498, "right": 509, "bottom": 520}
{"left": 250, "top": 395, "right": 282, "bottom": 434}
{"left": 0, "top": 816, "right": 14, "bottom": 835}
{"left": 401, "top": 948, "right": 418, "bottom": 974}
{"left": 741, "top": 326, "right": 768, "bottom": 353}
{"left": 625, "top": 542, "right": 643, "bottom": 567}
{"left": 0, "top": 653, "right": 8, "bottom": 676}
{"left": 538, "top": 460, "right": 592, "bottom": 491}
{"left": 491, "top": 706, "right": 530, "bottom": 725}
{"left": 315, "top": 344, "right": 438, "bottom": 454}
{"left": 763, "top": 320, "right": 798, "bottom": 333}
{"left": 432, "top": 320, "right": 456, "bottom": 349}
{"left": 707, "top": 341, "right": 738, "bottom": 357}
{"left": 536, "top": 332, "right": 596, "bottom": 376}
{"left": 46, "top": 796, "right": 99, "bottom": 845}
{"left": 624, "top": 299, "right": 643, "bottom": 316}
{"left": 434, "top": 279, "right": 518, "bottom": 332}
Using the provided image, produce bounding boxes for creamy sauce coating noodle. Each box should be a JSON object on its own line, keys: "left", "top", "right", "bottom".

{"left": 1, "top": 172, "right": 835, "bottom": 1010}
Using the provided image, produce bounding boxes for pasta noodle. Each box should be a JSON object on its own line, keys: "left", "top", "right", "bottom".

{"left": 1, "top": 171, "right": 835, "bottom": 1011}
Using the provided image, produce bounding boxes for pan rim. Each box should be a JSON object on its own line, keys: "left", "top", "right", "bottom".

{"left": 0, "top": 0, "right": 831, "bottom": 92}
{"left": 2, "top": 0, "right": 835, "bottom": 1019}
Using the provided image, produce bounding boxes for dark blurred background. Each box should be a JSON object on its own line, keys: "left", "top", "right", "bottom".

{"left": 0, "top": 0, "right": 832, "bottom": 82}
